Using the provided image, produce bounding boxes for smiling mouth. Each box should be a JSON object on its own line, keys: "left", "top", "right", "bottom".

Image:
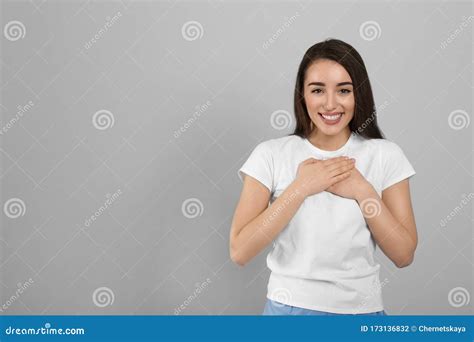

{"left": 318, "top": 112, "right": 344, "bottom": 122}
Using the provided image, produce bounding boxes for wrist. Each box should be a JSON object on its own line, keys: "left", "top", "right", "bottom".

{"left": 356, "top": 183, "right": 377, "bottom": 203}
{"left": 291, "top": 179, "right": 309, "bottom": 199}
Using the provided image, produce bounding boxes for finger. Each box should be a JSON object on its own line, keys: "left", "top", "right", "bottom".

{"left": 326, "top": 159, "right": 355, "bottom": 173}
{"left": 302, "top": 157, "right": 319, "bottom": 164}
{"left": 329, "top": 162, "right": 354, "bottom": 177}
{"left": 329, "top": 170, "right": 352, "bottom": 185}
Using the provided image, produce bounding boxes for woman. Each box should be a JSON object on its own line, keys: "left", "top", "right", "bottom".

{"left": 229, "top": 39, "right": 417, "bottom": 315}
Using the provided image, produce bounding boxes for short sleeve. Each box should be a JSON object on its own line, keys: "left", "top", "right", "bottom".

{"left": 237, "top": 141, "right": 274, "bottom": 193}
{"left": 379, "top": 141, "right": 416, "bottom": 191}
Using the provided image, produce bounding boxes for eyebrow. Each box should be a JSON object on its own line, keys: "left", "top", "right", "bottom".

{"left": 307, "top": 82, "right": 353, "bottom": 87}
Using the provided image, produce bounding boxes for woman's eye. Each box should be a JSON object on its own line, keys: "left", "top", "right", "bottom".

{"left": 311, "top": 89, "right": 351, "bottom": 94}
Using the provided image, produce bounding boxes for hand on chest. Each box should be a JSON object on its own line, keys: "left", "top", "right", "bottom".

{"left": 273, "top": 151, "right": 379, "bottom": 199}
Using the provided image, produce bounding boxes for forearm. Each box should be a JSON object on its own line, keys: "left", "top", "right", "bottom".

{"left": 356, "top": 186, "right": 416, "bottom": 267}
{"left": 231, "top": 181, "right": 306, "bottom": 266}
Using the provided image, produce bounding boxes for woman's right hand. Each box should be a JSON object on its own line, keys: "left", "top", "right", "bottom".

{"left": 294, "top": 156, "right": 356, "bottom": 197}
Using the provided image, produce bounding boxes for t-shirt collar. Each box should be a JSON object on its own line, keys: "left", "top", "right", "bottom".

{"left": 303, "top": 131, "right": 356, "bottom": 158}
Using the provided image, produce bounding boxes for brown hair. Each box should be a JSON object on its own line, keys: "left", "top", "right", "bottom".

{"left": 290, "top": 38, "right": 385, "bottom": 140}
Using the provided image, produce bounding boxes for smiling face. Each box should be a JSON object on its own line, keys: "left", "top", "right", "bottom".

{"left": 303, "top": 59, "right": 355, "bottom": 137}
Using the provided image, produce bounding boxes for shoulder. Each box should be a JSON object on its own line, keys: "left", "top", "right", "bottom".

{"left": 364, "top": 137, "right": 405, "bottom": 154}
{"left": 365, "top": 137, "right": 411, "bottom": 168}
{"left": 372, "top": 139, "right": 403, "bottom": 153}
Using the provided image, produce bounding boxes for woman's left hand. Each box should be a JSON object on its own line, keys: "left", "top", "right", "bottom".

{"left": 325, "top": 165, "right": 373, "bottom": 200}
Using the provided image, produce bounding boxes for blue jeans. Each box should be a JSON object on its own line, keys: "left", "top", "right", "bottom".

{"left": 263, "top": 298, "right": 387, "bottom": 316}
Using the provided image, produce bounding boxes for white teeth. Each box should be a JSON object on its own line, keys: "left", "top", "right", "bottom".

{"left": 321, "top": 113, "right": 342, "bottom": 121}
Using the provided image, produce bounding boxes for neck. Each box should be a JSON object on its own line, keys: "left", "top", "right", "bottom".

{"left": 307, "top": 128, "right": 352, "bottom": 151}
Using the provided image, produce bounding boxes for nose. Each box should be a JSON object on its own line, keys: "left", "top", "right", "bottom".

{"left": 324, "top": 92, "right": 337, "bottom": 111}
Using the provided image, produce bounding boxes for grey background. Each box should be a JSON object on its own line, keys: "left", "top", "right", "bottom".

{"left": 0, "top": 0, "right": 472, "bottom": 315}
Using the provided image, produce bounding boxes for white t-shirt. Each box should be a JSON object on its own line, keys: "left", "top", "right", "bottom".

{"left": 237, "top": 131, "right": 416, "bottom": 314}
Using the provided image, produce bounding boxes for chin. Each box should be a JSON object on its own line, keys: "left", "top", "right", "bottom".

{"left": 318, "top": 128, "right": 345, "bottom": 136}
{"left": 311, "top": 113, "right": 352, "bottom": 135}
{"left": 314, "top": 122, "right": 350, "bottom": 136}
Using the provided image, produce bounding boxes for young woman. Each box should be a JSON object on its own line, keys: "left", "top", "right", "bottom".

{"left": 230, "top": 39, "right": 417, "bottom": 315}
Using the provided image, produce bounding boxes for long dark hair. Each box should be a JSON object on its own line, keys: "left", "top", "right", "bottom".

{"left": 290, "top": 38, "right": 384, "bottom": 140}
